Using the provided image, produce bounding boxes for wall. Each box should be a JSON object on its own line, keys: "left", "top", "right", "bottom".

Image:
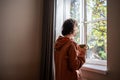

{"left": 82, "top": 0, "right": 120, "bottom": 80}
{"left": 0, "top": 0, "right": 43, "bottom": 80}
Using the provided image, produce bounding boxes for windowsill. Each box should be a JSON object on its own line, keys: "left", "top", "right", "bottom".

{"left": 81, "top": 63, "right": 108, "bottom": 75}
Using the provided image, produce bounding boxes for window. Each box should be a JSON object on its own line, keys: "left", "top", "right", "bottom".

{"left": 55, "top": 0, "right": 107, "bottom": 68}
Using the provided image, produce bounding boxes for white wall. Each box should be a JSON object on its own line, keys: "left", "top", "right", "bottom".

{"left": 0, "top": 0, "right": 43, "bottom": 80}
{"left": 81, "top": 0, "right": 120, "bottom": 80}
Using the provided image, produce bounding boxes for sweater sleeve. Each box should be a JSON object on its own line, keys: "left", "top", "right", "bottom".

{"left": 68, "top": 43, "right": 86, "bottom": 70}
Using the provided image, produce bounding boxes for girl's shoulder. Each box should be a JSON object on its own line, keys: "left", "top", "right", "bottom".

{"left": 69, "top": 39, "right": 78, "bottom": 49}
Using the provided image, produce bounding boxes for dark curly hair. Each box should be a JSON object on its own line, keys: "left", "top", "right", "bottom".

{"left": 62, "top": 18, "right": 77, "bottom": 36}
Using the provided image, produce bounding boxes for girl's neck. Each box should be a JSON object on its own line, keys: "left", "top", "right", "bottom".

{"left": 64, "top": 34, "right": 74, "bottom": 40}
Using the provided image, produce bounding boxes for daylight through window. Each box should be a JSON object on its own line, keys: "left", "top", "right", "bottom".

{"left": 55, "top": 0, "right": 107, "bottom": 65}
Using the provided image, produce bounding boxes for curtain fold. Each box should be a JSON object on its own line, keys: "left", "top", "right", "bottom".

{"left": 40, "top": 0, "right": 56, "bottom": 80}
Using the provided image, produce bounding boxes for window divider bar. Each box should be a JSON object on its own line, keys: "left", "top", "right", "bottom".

{"left": 85, "top": 17, "right": 107, "bottom": 23}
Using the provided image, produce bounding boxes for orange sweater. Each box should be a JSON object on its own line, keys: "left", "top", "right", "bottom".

{"left": 54, "top": 36, "right": 86, "bottom": 80}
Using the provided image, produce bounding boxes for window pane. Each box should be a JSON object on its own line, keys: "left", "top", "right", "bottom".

{"left": 70, "top": 0, "right": 83, "bottom": 44}
{"left": 87, "top": 0, "right": 107, "bottom": 21}
{"left": 87, "top": 20, "right": 107, "bottom": 60}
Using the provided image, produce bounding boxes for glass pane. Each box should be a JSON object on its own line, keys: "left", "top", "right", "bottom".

{"left": 70, "top": 0, "right": 81, "bottom": 44}
{"left": 87, "top": 20, "right": 107, "bottom": 60}
{"left": 87, "top": 0, "right": 107, "bottom": 21}
{"left": 70, "top": 0, "right": 84, "bottom": 44}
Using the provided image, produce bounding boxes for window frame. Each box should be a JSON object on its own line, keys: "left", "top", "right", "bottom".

{"left": 80, "top": 0, "right": 107, "bottom": 66}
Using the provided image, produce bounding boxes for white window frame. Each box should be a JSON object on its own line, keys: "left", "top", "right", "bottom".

{"left": 79, "top": 0, "right": 107, "bottom": 74}
{"left": 82, "top": 0, "right": 107, "bottom": 65}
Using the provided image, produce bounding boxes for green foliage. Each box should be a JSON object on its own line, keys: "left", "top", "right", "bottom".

{"left": 70, "top": 0, "right": 107, "bottom": 60}
{"left": 98, "top": 51, "right": 107, "bottom": 60}
{"left": 87, "top": 0, "right": 107, "bottom": 60}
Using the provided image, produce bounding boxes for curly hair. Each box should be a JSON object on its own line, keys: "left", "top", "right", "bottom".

{"left": 62, "top": 18, "right": 77, "bottom": 36}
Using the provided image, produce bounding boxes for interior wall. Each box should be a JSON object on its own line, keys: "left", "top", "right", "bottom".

{"left": 81, "top": 0, "right": 120, "bottom": 80}
{"left": 0, "top": 0, "right": 43, "bottom": 80}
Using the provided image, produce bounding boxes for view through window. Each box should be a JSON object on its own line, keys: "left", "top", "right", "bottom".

{"left": 55, "top": 0, "right": 107, "bottom": 65}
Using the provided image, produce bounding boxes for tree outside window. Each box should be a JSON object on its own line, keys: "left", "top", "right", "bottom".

{"left": 70, "top": 0, "right": 107, "bottom": 60}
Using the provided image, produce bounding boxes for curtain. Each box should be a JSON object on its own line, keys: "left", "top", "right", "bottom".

{"left": 40, "top": 0, "right": 56, "bottom": 80}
